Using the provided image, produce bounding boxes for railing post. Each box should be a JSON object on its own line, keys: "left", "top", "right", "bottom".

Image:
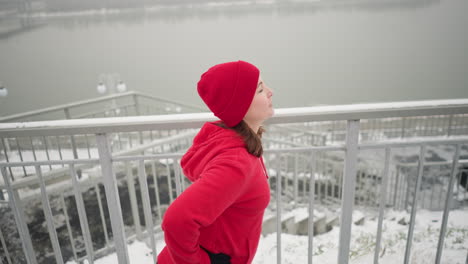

{"left": 96, "top": 133, "right": 130, "bottom": 264}
{"left": 337, "top": 119, "right": 360, "bottom": 264}
{"left": 1, "top": 167, "right": 37, "bottom": 264}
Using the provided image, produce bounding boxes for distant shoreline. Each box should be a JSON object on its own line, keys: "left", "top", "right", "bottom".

{"left": 0, "top": 0, "right": 439, "bottom": 20}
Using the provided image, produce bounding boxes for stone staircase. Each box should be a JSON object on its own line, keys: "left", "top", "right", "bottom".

{"left": 261, "top": 203, "right": 366, "bottom": 236}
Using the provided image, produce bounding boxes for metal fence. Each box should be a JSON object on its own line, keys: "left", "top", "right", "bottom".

{"left": 0, "top": 91, "right": 205, "bottom": 123}
{"left": 1, "top": 99, "right": 468, "bottom": 264}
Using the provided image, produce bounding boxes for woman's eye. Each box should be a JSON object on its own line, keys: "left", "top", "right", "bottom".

{"left": 258, "top": 89, "right": 263, "bottom": 93}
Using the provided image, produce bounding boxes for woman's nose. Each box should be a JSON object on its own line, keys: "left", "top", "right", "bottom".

{"left": 268, "top": 87, "right": 273, "bottom": 97}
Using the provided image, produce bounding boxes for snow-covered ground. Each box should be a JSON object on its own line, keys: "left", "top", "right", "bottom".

{"left": 66, "top": 208, "right": 468, "bottom": 264}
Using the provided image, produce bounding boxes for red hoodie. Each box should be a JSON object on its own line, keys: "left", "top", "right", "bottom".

{"left": 157, "top": 122, "right": 270, "bottom": 264}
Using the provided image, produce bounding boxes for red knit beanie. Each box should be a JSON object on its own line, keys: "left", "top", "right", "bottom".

{"left": 197, "top": 60, "right": 260, "bottom": 127}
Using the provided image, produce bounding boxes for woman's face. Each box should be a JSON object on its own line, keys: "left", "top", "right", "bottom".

{"left": 243, "top": 76, "right": 274, "bottom": 125}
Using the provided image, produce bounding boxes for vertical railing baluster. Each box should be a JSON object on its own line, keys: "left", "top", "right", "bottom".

{"left": 126, "top": 161, "right": 142, "bottom": 239}
{"left": 373, "top": 147, "right": 391, "bottom": 264}
{"left": 393, "top": 165, "right": 400, "bottom": 209}
{"left": 1, "top": 166, "right": 37, "bottom": 264}
{"left": 60, "top": 194, "right": 78, "bottom": 261}
{"left": 355, "top": 170, "right": 361, "bottom": 206}
{"left": 64, "top": 109, "right": 80, "bottom": 161}
{"left": 0, "top": 222, "right": 12, "bottom": 264}
{"left": 178, "top": 160, "right": 187, "bottom": 192}
{"left": 42, "top": 136, "right": 53, "bottom": 170}
{"left": 368, "top": 170, "right": 373, "bottom": 206}
{"left": 423, "top": 116, "right": 429, "bottom": 137}
{"left": 447, "top": 114, "right": 453, "bottom": 136}
{"left": 294, "top": 153, "right": 298, "bottom": 204}
{"left": 331, "top": 121, "right": 336, "bottom": 144}
{"left": 133, "top": 94, "right": 141, "bottom": 116}
{"left": 403, "top": 145, "right": 426, "bottom": 264}
{"left": 404, "top": 167, "right": 411, "bottom": 212}
{"left": 430, "top": 116, "right": 436, "bottom": 136}
{"left": 173, "top": 161, "right": 182, "bottom": 196}
{"left": 29, "top": 137, "right": 37, "bottom": 162}
{"left": 69, "top": 164, "right": 94, "bottom": 263}
{"left": 129, "top": 132, "right": 134, "bottom": 148}
{"left": 56, "top": 136, "right": 64, "bottom": 168}
{"left": 303, "top": 156, "right": 308, "bottom": 200}
{"left": 316, "top": 156, "right": 321, "bottom": 201}
{"left": 85, "top": 134, "right": 92, "bottom": 159}
{"left": 401, "top": 172, "right": 408, "bottom": 211}
{"left": 96, "top": 133, "right": 129, "bottom": 264}
{"left": 63, "top": 107, "right": 71, "bottom": 119}
{"left": 429, "top": 165, "right": 436, "bottom": 210}
{"left": 337, "top": 119, "right": 360, "bottom": 264}
{"left": 1, "top": 138, "right": 14, "bottom": 180}
{"left": 117, "top": 133, "right": 123, "bottom": 151}
{"left": 137, "top": 160, "right": 157, "bottom": 263}
{"left": 325, "top": 164, "right": 330, "bottom": 202}
{"left": 95, "top": 184, "right": 109, "bottom": 246}
{"left": 308, "top": 151, "right": 316, "bottom": 264}
{"left": 276, "top": 154, "right": 282, "bottom": 264}
{"left": 166, "top": 159, "right": 174, "bottom": 202}
{"left": 35, "top": 165, "right": 64, "bottom": 264}
{"left": 401, "top": 117, "right": 406, "bottom": 139}
{"left": 151, "top": 160, "right": 162, "bottom": 222}
{"left": 435, "top": 144, "right": 460, "bottom": 264}
{"left": 436, "top": 166, "right": 443, "bottom": 210}
{"left": 421, "top": 165, "right": 427, "bottom": 209}
{"left": 15, "top": 138, "right": 27, "bottom": 177}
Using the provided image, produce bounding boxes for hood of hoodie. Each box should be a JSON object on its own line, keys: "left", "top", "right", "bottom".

{"left": 181, "top": 122, "right": 246, "bottom": 182}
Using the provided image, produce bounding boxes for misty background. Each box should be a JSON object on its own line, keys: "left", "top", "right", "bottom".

{"left": 0, "top": 0, "right": 467, "bottom": 117}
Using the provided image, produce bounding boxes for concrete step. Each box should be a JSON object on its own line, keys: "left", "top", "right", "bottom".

{"left": 262, "top": 205, "right": 366, "bottom": 236}
{"left": 262, "top": 207, "right": 335, "bottom": 236}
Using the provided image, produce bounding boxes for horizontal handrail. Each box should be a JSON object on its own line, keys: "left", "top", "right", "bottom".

{"left": 0, "top": 92, "right": 136, "bottom": 122}
{"left": 0, "top": 91, "right": 205, "bottom": 123}
{"left": 1, "top": 98, "right": 467, "bottom": 137}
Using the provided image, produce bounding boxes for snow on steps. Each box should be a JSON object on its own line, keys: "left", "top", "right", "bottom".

{"left": 262, "top": 206, "right": 366, "bottom": 236}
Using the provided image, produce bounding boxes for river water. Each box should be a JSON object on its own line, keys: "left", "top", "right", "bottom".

{"left": 0, "top": 0, "right": 467, "bottom": 117}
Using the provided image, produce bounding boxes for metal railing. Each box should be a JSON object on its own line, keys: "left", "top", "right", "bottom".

{"left": 0, "top": 91, "right": 205, "bottom": 123}
{"left": 1, "top": 98, "right": 468, "bottom": 264}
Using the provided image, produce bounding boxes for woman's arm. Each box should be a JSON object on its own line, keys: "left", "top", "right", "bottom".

{"left": 161, "top": 152, "right": 250, "bottom": 264}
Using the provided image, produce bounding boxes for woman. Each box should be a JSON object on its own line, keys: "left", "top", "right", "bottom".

{"left": 157, "top": 60, "right": 274, "bottom": 264}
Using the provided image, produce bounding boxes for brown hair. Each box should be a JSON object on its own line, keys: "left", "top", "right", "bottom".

{"left": 215, "top": 120, "right": 265, "bottom": 157}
